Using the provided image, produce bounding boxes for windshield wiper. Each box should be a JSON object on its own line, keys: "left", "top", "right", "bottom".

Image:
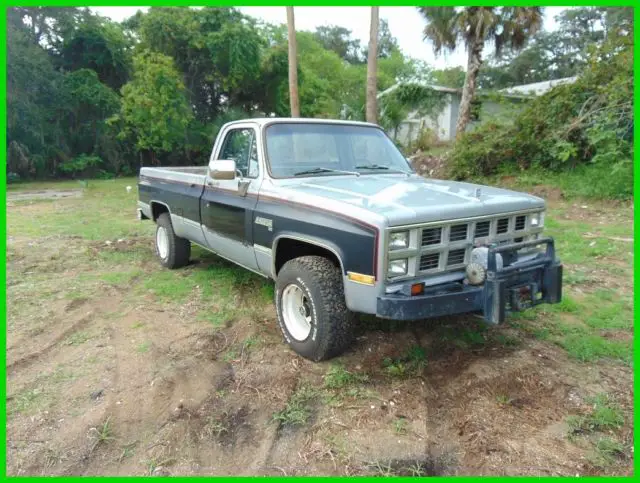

{"left": 355, "top": 164, "right": 411, "bottom": 175}
{"left": 293, "top": 167, "right": 360, "bottom": 177}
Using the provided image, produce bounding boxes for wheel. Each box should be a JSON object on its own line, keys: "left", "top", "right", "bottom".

{"left": 155, "top": 213, "right": 190, "bottom": 269}
{"left": 275, "top": 256, "right": 356, "bottom": 361}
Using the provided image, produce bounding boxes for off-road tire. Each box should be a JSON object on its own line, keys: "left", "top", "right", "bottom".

{"left": 155, "top": 212, "right": 190, "bottom": 269}
{"left": 275, "top": 255, "right": 356, "bottom": 361}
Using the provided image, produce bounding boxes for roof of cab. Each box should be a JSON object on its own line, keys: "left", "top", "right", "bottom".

{"left": 223, "top": 117, "right": 381, "bottom": 129}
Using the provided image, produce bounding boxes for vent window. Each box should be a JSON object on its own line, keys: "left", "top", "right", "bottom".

{"left": 422, "top": 227, "right": 442, "bottom": 246}
{"left": 419, "top": 253, "right": 440, "bottom": 271}
{"left": 449, "top": 224, "right": 468, "bottom": 242}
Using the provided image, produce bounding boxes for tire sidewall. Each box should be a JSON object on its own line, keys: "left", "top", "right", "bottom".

{"left": 275, "top": 270, "right": 323, "bottom": 359}
{"left": 155, "top": 215, "right": 174, "bottom": 267}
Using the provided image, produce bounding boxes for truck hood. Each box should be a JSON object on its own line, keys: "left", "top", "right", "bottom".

{"left": 279, "top": 174, "right": 545, "bottom": 227}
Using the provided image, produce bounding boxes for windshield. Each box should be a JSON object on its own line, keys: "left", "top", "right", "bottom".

{"left": 265, "top": 123, "right": 413, "bottom": 178}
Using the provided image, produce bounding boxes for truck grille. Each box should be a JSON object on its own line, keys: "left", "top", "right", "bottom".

{"left": 449, "top": 224, "right": 468, "bottom": 242}
{"left": 474, "top": 220, "right": 491, "bottom": 238}
{"left": 421, "top": 227, "right": 442, "bottom": 246}
{"left": 419, "top": 253, "right": 440, "bottom": 271}
{"left": 447, "top": 249, "right": 466, "bottom": 266}
{"left": 386, "top": 210, "right": 544, "bottom": 280}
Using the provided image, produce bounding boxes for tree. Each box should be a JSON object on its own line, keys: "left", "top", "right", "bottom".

{"left": 431, "top": 67, "right": 465, "bottom": 88}
{"left": 116, "top": 51, "right": 193, "bottom": 164}
{"left": 418, "top": 7, "right": 542, "bottom": 137}
{"left": 314, "top": 25, "right": 361, "bottom": 63}
{"left": 286, "top": 7, "right": 300, "bottom": 117}
{"left": 366, "top": 7, "right": 379, "bottom": 124}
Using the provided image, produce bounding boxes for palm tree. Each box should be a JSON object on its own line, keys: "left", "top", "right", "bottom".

{"left": 418, "top": 7, "right": 543, "bottom": 137}
{"left": 366, "top": 7, "right": 379, "bottom": 124}
{"left": 286, "top": 6, "right": 300, "bottom": 117}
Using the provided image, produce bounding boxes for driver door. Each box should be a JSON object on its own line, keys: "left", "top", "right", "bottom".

{"left": 200, "top": 124, "right": 261, "bottom": 272}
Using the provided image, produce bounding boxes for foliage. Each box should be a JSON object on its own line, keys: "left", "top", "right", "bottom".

{"left": 448, "top": 16, "right": 633, "bottom": 198}
{"left": 57, "top": 154, "right": 103, "bottom": 177}
{"left": 114, "top": 50, "right": 193, "bottom": 161}
{"left": 479, "top": 7, "right": 632, "bottom": 89}
{"left": 379, "top": 84, "right": 447, "bottom": 140}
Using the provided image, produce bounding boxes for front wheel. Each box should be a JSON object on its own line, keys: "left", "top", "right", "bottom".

{"left": 155, "top": 212, "right": 191, "bottom": 269}
{"left": 275, "top": 256, "right": 356, "bottom": 361}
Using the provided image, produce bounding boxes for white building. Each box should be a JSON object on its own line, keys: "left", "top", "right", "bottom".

{"left": 378, "top": 77, "right": 577, "bottom": 145}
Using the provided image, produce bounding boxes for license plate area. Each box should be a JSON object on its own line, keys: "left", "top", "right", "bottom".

{"left": 508, "top": 282, "right": 540, "bottom": 312}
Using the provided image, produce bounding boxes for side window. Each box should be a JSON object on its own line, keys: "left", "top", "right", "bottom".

{"left": 218, "top": 128, "right": 259, "bottom": 178}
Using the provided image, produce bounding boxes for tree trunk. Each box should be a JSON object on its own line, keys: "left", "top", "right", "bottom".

{"left": 366, "top": 7, "right": 379, "bottom": 124}
{"left": 286, "top": 7, "right": 300, "bottom": 118}
{"left": 455, "top": 35, "right": 483, "bottom": 138}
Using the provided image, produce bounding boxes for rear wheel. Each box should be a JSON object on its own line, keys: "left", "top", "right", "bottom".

{"left": 275, "top": 256, "right": 355, "bottom": 361}
{"left": 155, "top": 213, "right": 190, "bottom": 269}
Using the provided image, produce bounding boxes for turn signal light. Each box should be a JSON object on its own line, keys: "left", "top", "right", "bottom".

{"left": 411, "top": 283, "right": 424, "bottom": 296}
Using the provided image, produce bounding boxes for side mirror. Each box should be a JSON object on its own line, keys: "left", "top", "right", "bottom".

{"left": 208, "top": 159, "right": 236, "bottom": 180}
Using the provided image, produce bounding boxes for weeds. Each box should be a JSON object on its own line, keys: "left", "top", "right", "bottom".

{"left": 393, "top": 417, "right": 408, "bottom": 435}
{"left": 324, "top": 364, "right": 369, "bottom": 389}
{"left": 272, "top": 385, "right": 319, "bottom": 428}
{"left": 383, "top": 344, "right": 427, "bottom": 378}
{"left": 567, "top": 394, "right": 624, "bottom": 437}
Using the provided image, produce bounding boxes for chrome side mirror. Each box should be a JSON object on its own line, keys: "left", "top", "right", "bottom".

{"left": 208, "top": 159, "right": 236, "bottom": 180}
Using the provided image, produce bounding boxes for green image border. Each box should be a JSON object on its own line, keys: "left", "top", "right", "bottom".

{"left": 1, "top": 1, "right": 637, "bottom": 480}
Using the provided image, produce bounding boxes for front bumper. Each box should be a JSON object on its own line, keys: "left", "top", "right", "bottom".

{"left": 376, "top": 237, "right": 562, "bottom": 323}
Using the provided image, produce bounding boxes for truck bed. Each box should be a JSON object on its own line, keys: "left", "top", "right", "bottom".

{"left": 139, "top": 166, "right": 207, "bottom": 185}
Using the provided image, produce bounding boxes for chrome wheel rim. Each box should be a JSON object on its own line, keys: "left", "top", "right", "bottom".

{"left": 281, "top": 284, "right": 312, "bottom": 341}
{"left": 156, "top": 226, "right": 169, "bottom": 260}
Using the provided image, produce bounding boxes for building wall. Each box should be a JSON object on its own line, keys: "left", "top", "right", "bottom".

{"left": 391, "top": 94, "right": 526, "bottom": 145}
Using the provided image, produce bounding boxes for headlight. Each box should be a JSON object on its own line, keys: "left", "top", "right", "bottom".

{"left": 530, "top": 212, "right": 544, "bottom": 227}
{"left": 389, "top": 231, "right": 409, "bottom": 250}
{"left": 387, "top": 259, "right": 408, "bottom": 278}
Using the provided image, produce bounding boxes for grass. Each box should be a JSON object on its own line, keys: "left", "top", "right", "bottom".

{"left": 383, "top": 345, "right": 427, "bottom": 378}
{"left": 89, "top": 417, "right": 115, "bottom": 449}
{"left": 64, "top": 330, "right": 92, "bottom": 346}
{"left": 393, "top": 417, "right": 408, "bottom": 435}
{"left": 324, "top": 364, "right": 369, "bottom": 389}
{"left": 272, "top": 384, "right": 319, "bottom": 428}
{"left": 136, "top": 341, "right": 151, "bottom": 354}
{"left": 587, "top": 438, "right": 627, "bottom": 470}
{"left": 567, "top": 394, "right": 624, "bottom": 437}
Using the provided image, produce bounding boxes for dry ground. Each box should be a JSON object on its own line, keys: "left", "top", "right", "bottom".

{"left": 5, "top": 178, "right": 634, "bottom": 476}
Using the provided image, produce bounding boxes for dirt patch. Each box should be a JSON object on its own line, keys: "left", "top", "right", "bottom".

{"left": 7, "top": 189, "right": 83, "bottom": 202}
{"left": 6, "top": 188, "right": 634, "bottom": 476}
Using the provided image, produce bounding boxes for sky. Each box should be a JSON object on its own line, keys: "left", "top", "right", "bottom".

{"left": 91, "top": 6, "right": 566, "bottom": 69}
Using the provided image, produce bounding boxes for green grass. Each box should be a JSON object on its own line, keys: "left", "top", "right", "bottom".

{"left": 64, "top": 331, "right": 92, "bottom": 346}
{"left": 382, "top": 344, "right": 428, "bottom": 378}
{"left": 393, "top": 417, "right": 408, "bottom": 435}
{"left": 567, "top": 394, "right": 624, "bottom": 436}
{"left": 587, "top": 438, "right": 627, "bottom": 470}
{"left": 100, "top": 270, "right": 143, "bottom": 286}
{"left": 136, "top": 341, "right": 151, "bottom": 354}
{"left": 324, "top": 364, "right": 369, "bottom": 389}
{"left": 272, "top": 384, "right": 319, "bottom": 427}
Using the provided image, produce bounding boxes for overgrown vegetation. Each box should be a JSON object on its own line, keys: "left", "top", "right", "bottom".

{"left": 6, "top": 6, "right": 427, "bottom": 181}
{"left": 448, "top": 8, "right": 633, "bottom": 199}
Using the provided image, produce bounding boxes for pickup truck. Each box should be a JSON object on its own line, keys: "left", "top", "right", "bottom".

{"left": 137, "top": 118, "right": 562, "bottom": 361}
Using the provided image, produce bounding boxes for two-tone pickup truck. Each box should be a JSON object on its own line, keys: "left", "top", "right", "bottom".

{"left": 137, "top": 118, "right": 562, "bottom": 361}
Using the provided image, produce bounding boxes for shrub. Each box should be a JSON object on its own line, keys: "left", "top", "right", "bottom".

{"left": 447, "top": 25, "right": 633, "bottom": 199}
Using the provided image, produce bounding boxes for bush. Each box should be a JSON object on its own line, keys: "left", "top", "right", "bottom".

{"left": 57, "top": 154, "right": 103, "bottom": 178}
{"left": 447, "top": 26, "right": 633, "bottom": 199}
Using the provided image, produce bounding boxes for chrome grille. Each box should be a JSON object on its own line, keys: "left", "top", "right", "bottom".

{"left": 421, "top": 227, "right": 442, "bottom": 246}
{"left": 515, "top": 215, "right": 526, "bottom": 231}
{"left": 449, "top": 224, "right": 468, "bottom": 242}
{"left": 419, "top": 253, "right": 440, "bottom": 271}
{"left": 447, "top": 249, "right": 466, "bottom": 266}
